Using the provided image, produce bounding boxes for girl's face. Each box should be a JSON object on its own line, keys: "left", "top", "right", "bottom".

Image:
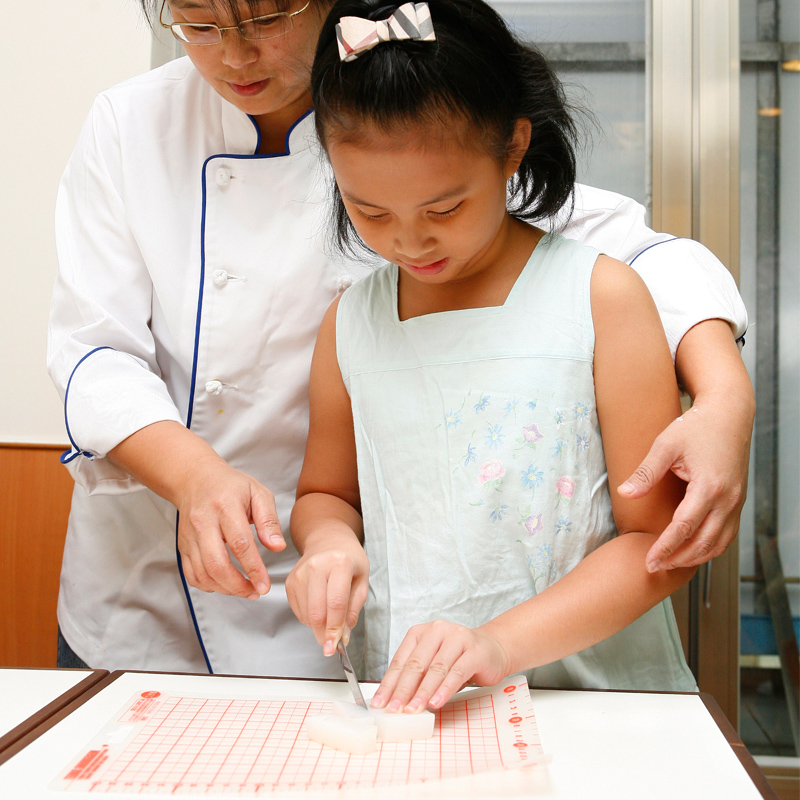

{"left": 327, "top": 125, "right": 526, "bottom": 287}
{"left": 167, "top": 0, "right": 325, "bottom": 121}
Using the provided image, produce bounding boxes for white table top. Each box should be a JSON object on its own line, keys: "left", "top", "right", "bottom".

{"left": 0, "top": 671, "right": 768, "bottom": 799}
{"left": 0, "top": 668, "right": 95, "bottom": 740}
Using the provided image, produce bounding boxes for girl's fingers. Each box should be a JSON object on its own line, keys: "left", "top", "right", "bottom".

{"left": 376, "top": 625, "right": 467, "bottom": 712}
{"left": 285, "top": 572, "right": 308, "bottom": 629}
{"left": 371, "top": 631, "right": 422, "bottom": 709}
{"left": 347, "top": 576, "right": 369, "bottom": 631}
{"left": 425, "top": 653, "right": 476, "bottom": 709}
{"left": 402, "top": 636, "right": 473, "bottom": 712}
{"left": 323, "top": 566, "right": 355, "bottom": 655}
{"left": 306, "top": 564, "right": 333, "bottom": 646}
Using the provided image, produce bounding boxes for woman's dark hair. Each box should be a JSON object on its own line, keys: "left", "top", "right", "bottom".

{"left": 312, "top": 0, "right": 579, "bottom": 256}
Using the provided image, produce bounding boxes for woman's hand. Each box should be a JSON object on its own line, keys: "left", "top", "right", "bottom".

{"left": 109, "top": 420, "right": 285, "bottom": 599}
{"left": 618, "top": 320, "right": 755, "bottom": 571}
{"left": 285, "top": 531, "right": 369, "bottom": 654}
{"left": 174, "top": 455, "right": 286, "bottom": 599}
{"left": 369, "top": 621, "right": 510, "bottom": 713}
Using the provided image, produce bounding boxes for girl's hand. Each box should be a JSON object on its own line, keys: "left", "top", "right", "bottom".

{"left": 174, "top": 456, "right": 286, "bottom": 599}
{"left": 370, "top": 621, "right": 510, "bottom": 713}
{"left": 285, "top": 533, "right": 369, "bottom": 654}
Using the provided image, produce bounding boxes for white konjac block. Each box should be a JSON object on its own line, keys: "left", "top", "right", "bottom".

{"left": 305, "top": 713, "right": 377, "bottom": 755}
{"left": 330, "top": 702, "right": 435, "bottom": 742}
{"left": 369, "top": 707, "right": 435, "bottom": 742}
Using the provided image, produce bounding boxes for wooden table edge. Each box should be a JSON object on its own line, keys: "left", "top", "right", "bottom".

{"left": 0, "top": 669, "right": 111, "bottom": 767}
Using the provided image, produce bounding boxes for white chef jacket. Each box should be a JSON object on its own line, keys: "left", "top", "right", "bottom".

{"left": 48, "top": 56, "right": 747, "bottom": 676}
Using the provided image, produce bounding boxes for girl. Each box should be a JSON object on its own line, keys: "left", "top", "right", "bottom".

{"left": 287, "top": 0, "right": 699, "bottom": 711}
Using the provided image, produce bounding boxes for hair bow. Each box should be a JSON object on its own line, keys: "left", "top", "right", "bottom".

{"left": 336, "top": 2, "right": 436, "bottom": 62}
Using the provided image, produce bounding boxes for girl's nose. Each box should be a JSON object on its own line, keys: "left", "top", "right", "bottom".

{"left": 221, "top": 32, "right": 260, "bottom": 68}
{"left": 395, "top": 228, "right": 436, "bottom": 263}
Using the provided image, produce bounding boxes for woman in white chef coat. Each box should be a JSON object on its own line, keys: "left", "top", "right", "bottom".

{"left": 48, "top": 0, "right": 754, "bottom": 675}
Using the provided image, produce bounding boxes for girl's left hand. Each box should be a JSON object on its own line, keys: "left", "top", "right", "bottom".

{"left": 370, "top": 620, "right": 510, "bottom": 713}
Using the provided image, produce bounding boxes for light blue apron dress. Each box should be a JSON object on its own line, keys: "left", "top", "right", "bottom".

{"left": 336, "top": 233, "right": 696, "bottom": 691}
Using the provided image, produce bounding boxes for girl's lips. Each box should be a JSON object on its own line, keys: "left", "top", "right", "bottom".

{"left": 228, "top": 79, "right": 269, "bottom": 97}
{"left": 400, "top": 258, "right": 449, "bottom": 276}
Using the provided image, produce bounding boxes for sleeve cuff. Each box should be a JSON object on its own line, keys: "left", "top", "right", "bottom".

{"left": 62, "top": 347, "right": 184, "bottom": 494}
{"left": 627, "top": 238, "right": 749, "bottom": 361}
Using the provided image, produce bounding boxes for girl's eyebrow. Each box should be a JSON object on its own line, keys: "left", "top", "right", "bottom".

{"left": 342, "top": 186, "right": 467, "bottom": 209}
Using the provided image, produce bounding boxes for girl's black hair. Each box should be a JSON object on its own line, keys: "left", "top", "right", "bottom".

{"left": 312, "top": 0, "right": 579, "bottom": 256}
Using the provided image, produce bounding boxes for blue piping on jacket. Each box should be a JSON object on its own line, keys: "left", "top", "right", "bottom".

{"left": 61, "top": 346, "right": 115, "bottom": 464}
{"left": 628, "top": 236, "right": 684, "bottom": 266}
{"left": 180, "top": 108, "right": 315, "bottom": 674}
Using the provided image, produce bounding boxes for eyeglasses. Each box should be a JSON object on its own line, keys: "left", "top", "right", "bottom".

{"left": 159, "top": 0, "right": 311, "bottom": 44}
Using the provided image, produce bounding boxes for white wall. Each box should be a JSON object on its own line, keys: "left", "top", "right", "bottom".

{"left": 0, "top": 0, "right": 151, "bottom": 444}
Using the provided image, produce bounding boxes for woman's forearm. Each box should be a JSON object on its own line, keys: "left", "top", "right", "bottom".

{"left": 109, "top": 420, "right": 227, "bottom": 507}
{"left": 676, "top": 319, "right": 755, "bottom": 413}
{"left": 480, "top": 533, "right": 696, "bottom": 674}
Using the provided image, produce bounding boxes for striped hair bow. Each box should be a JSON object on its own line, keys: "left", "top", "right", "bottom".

{"left": 336, "top": 2, "right": 436, "bottom": 62}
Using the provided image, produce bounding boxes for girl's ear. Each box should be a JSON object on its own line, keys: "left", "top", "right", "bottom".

{"left": 504, "top": 118, "right": 532, "bottom": 179}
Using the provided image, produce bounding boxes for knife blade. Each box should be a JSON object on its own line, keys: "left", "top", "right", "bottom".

{"left": 337, "top": 639, "right": 367, "bottom": 708}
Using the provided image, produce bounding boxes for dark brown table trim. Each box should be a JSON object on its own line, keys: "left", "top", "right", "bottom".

{"left": 700, "top": 693, "right": 779, "bottom": 800}
{"left": 0, "top": 668, "right": 108, "bottom": 765}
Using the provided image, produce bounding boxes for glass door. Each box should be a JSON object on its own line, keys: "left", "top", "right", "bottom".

{"left": 738, "top": 0, "right": 800, "bottom": 764}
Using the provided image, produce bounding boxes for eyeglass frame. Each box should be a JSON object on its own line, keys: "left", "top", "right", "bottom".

{"left": 159, "top": 0, "right": 312, "bottom": 44}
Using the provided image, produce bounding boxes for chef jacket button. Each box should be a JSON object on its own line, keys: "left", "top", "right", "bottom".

{"left": 337, "top": 274, "right": 356, "bottom": 292}
{"left": 213, "top": 269, "right": 229, "bottom": 286}
{"left": 216, "top": 167, "right": 232, "bottom": 185}
{"left": 205, "top": 380, "right": 223, "bottom": 395}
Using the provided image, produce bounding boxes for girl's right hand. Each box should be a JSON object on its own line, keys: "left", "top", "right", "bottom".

{"left": 286, "top": 535, "right": 369, "bottom": 655}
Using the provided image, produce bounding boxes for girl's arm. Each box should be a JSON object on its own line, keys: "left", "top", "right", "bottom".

{"left": 286, "top": 298, "right": 368, "bottom": 656}
{"left": 371, "top": 256, "right": 697, "bottom": 713}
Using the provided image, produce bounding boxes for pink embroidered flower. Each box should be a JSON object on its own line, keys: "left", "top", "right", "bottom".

{"left": 522, "top": 423, "right": 543, "bottom": 443}
{"left": 524, "top": 514, "right": 543, "bottom": 536}
{"left": 555, "top": 476, "right": 575, "bottom": 499}
{"left": 479, "top": 460, "right": 505, "bottom": 484}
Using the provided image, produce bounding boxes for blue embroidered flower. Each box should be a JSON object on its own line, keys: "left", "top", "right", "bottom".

{"left": 473, "top": 395, "right": 490, "bottom": 413}
{"left": 553, "top": 409, "right": 565, "bottom": 428}
{"left": 521, "top": 465, "right": 544, "bottom": 489}
{"left": 527, "top": 400, "right": 537, "bottom": 411}
{"left": 534, "top": 544, "right": 553, "bottom": 565}
{"left": 573, "top": 401, "right": 591, "bottom": 420}
{"left": 551, "top": 439, "right": 566, "bottom": 457}
{"left": 555, "top": 516, "right": 572, "bottom": 536}
{"left": 503, "top": 398, "right": 519, "bottom": 418}
{"left": 445, "top": 409, "right": 463, "bottom": 429}
{"left": 576, "top": 433, "right": 589, "bottom": 452}
{"left": 463, "top": 443, "right": 477, "bottom": 466}
{"left": 485, "top": 424, "right": 505, "bottom": 449}
{"left": 490, "top": 505, "right": 509, "bottom": 523}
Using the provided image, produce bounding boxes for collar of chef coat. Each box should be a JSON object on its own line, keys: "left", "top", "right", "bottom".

{"left": 220, "top": 99, "right": 316, "bottom": 157}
